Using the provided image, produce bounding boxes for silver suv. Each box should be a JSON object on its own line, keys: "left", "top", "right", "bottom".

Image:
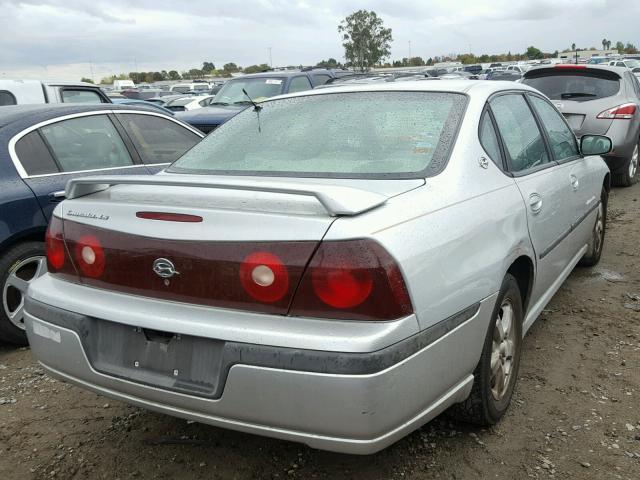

{"left": 523, "top": 65, "right": 640, "bottom": 186}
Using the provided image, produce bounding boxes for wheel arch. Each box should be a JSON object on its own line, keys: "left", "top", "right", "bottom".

{"left": 0, "top": 228, "right": 46, "bottom": 256}
{"left": 505, "top": 255, "right": 534, "bottom": 314}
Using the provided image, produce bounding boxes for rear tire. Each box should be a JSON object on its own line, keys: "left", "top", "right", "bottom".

{"left": 578, "top": 187, "right": 607, "bottom": 267}
{"left": 450, "top": 274, "right": 523, "bottom": 426}
{"left": 612, "top": 141, "right": 638, "bottom": 187}
{"left": 0, "top": 242, "right": 46, "bottom": 346}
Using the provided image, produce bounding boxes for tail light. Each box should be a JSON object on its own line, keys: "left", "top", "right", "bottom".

{"left": 73, "top": 234, "right": 105, "bottom": 278}
{"left": 45, "top": 216, "right": 66, "bottom": 271}
{"left": 58, "top": 219, "right": 412, "bottom": 321}
{"left": 289, "top": 239, "right": 413, "bottom": 321}
{"left": 554, "top": 64, "right": 587, "bottom": 69}
{"left": 239, "top": 252, "right": 289, "bottom": 303}
{"left": 597, "top": 103, "right": 637, "bottom": 119}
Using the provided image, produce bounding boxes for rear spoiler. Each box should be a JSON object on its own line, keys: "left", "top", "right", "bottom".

{"left": 65, "top": 175, "right": 389, "bottom": 217}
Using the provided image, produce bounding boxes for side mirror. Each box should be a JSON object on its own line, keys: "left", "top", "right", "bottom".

{"left": 580, "top": 134, "right": 612, "bottom": 156}
{"left": 633, "top": 67, "right": 640, "bottom": 73}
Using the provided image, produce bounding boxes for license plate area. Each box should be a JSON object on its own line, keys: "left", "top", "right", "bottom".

{"left": 82, "top": 318, "right": 225, "bottom": 399}
{"left": 563, "top": 113, "right": 585, "bottom": 130}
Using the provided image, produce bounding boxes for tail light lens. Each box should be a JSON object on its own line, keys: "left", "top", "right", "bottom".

{"left": 73, "top": 234, "right": 105, "bottom": 278}
{"left": 290, "top": 239, "right": 413, "bottom": 321}
{"left": 239, "top": 251, "right": 289, "bottom": 303}
{"left": 597, "top": 103, "right": 637, "bottom": 119}
{"left": 45, "top": 216, "right": 66, "bottom": 271}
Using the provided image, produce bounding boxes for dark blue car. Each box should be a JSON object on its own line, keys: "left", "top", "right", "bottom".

{"left": 176, "top": 69, "right": 346, "bottom": 133}
{"left": 0, "top": 104, "right": 203, "bottom": 344}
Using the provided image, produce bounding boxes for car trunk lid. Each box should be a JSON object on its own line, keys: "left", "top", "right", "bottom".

{"left": 58, "top": 174, "right": 423, "bottom": 314}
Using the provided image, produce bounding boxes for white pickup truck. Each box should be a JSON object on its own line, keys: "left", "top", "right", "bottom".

{"left": 0, "top": 80, "right": 111, "bottom": 105}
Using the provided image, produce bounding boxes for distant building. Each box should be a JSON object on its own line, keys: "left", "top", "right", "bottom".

{"left": 558, "top": 49, "right": 619, "bottom": 63}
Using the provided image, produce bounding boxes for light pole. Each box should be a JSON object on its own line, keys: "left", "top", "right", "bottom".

{"left": 571, "top": 43, "right": 577, "bottom": 64}
{"left": 408, "top": 40, "right": 412, "bottom": 61}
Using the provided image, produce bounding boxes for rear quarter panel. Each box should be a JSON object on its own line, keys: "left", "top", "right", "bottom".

{"left": 324, "top": 114, "right": 533, "bottom": 387}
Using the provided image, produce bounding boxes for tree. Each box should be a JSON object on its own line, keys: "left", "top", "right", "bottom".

{"left": 202, "top": 61, "right": 215, "bottom": 73}
{"left": 615, "top": 41, "right": 625, "bottom": 53}
{"left": 602, "top": 38, "right": 607, "bottom": 50}
{"left": 625, "top": 42, "right": 638, "bottom": 54}
{"left": 243, "top": 64, "right": 270, "bottom": 74}
{"left": 606, "top": 40, "right": 611, "bottom": 50}
{"left": 80, "top": 77, "right": 94, "bottom": 84}
{"left": 426, "top": 57, "right": 433, "bottom": 66}
{"left": 525, "top": 46, "right": 544, "bottom": 60}
{"left": 315, "top": 58, "right": 340, "bottom": 68}
{"left": 338, "top": 10, "right": 393, "bottom": 72}
{"left": 223, "top": 62, "right": 240, "bottom": 73}
{"left": 168, "top": 70, "right": 181, "bottom": 80}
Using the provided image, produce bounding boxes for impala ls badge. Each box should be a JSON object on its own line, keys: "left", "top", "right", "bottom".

{"left": 153, "top": 258, "right": 179, "bottom": 280}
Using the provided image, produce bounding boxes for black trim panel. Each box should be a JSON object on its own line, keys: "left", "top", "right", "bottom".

{"left": 25, "top": 298, "right": 481, "bottom": 399}
{"left": 539, "top": 200, "right": 600, "bottom": 260}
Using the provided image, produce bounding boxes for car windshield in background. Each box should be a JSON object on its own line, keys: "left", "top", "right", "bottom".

{"left": 523, "top": 71, "right": 620, "bottom": 102}
{"left": 212, "top": 77, "right": 285, "bottom": 104}
{"left": 168, "top": 91, "right": 467, "bottom": 179}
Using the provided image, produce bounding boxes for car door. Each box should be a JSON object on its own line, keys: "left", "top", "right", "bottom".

{"left": 489, "top": 93, "right": 577, "bottom": 304}
{"left": 113, "top": 112, "right": 203, "bottom": 173}
{"left": 526, "top": 93, "right": 597, "bottom": 230}
{"left": 12, "top": 112, "right": 147, "bottom": 220}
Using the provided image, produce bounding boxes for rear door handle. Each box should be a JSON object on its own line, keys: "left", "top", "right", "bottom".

{"left": 529, "top": 193, "right": 543, "bottom": 214}
{"left": 570, "top": 175, "right": 579, "bottom": 191}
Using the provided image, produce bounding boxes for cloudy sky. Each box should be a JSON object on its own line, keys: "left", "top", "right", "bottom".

{"left": 0, "top": 0, "right": 637, "bottom": 81}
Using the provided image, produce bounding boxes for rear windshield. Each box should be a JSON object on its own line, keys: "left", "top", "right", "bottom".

{"left": 168, "top": 91, "right": 467, "bottom": 179}
{"left": 523, "top": 70, "right": 620, "bottom": 102}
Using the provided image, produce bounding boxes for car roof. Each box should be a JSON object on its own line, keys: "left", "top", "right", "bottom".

{"left": 267, "top": 80, "right": 539, "bottom": 101}
{"left": 229, "top": 71, "right": 312, "bottom": 79}
{"left": 524, "top": 64, "right": 629, "bottom": 76}
{"left": 0, "top": 103, "right": 155, "bottom": 132}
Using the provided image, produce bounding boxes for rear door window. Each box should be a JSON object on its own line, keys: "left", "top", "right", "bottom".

{"left": 40, "top": 115, "right": 134, "bottom": 172}
{"left": 479, "top": 111, "right": 503, "bottom": 168}
{"left": 311, "top": 74, "right": 332, "bottom": 86}
{"left": 14, "top": 131, "right": 59, "bottom": 175}
{"left": 490, "top": 94, "right": 551, "bottom": 173}
{"left": 61, "top": 89, "right": 105, "bottom": 104}
{"left": 116, "top": 113, "right": 201, "bottom": 164}
{"left": 522, "top": 70, "right": 621, "bottom": 102}
{"left": 287, "top": 76, "right": 313, "bottom": 94}
{"left": 528, "top": 95, "right": 579, "bottom": 162}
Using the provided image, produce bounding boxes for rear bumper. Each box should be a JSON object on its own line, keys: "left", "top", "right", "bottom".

{"left": 24, "top": 291, "right": 497, "bottom": 454}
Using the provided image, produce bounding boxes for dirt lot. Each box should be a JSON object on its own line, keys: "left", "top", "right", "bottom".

{"left": 1, "top": 184, "right": 639, "bottom": 480}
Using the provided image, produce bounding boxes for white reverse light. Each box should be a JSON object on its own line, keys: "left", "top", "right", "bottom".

{"left": 251, "top": 265, "right": 275, "bottom": 287}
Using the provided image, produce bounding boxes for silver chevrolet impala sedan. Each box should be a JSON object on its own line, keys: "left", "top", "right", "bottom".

{"left": 25, "top": 81, "right": 612, "bottom": 454}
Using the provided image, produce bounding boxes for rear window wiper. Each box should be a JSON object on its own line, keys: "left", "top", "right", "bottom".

{"left": 209, "top": 101, "right": 229, "bottom": 106}
{"left": 560, "top": 92, "right": 597, "bottom": 99}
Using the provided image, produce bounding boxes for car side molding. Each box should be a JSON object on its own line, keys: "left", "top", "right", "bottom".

{"left": 64, "top": 175, "right": 390, "bottom": 216}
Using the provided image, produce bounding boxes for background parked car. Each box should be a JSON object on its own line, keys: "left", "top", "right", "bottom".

{"left": 176, "top": 70, "right": 323, "bottom": 133}
{"left": 487, "top": 71, "right": 523, "bottom": 81}
{"left": 110, "top": 98, "right": 176, "bottom": 116}
{"left": 609, "top": 59, "right": 640, "bottom": 73}
{"left": 0, "top": 104, "right": 204, "bottom": 344}
{"left": 169, "top": 83, "right": 211, "bottom": 94}
{"left": 522, "top": 64, "right": 640, "bottom": 186}
{"left": 0, "top": 80, "right": 111, "bottom": 105}
{"left": 164, "top": 95, "right": 216, "bottom": 112}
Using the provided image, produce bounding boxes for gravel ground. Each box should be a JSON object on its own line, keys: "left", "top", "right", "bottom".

{"left": 1, "top": 183, "right": 639, "bottom": 480}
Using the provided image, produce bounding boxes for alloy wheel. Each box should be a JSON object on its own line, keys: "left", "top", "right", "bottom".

{"left": 490, "top": 299, "right": 517, "bottom": 401}
{"left": 630, "top": 144, "right": 638, "bottom": 179}
{"left": 594, "top": 202, "right": 605, "bottom": 256}
{"left": 2, "top": 256, "right": 46, "bottom": 330}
